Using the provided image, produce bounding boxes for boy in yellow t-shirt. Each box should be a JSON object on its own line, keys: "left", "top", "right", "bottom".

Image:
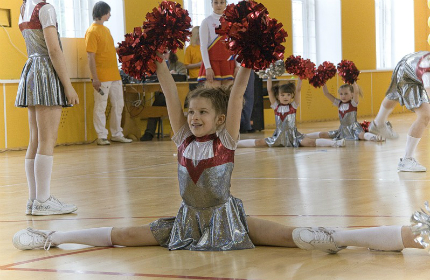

{"left": 85, "top": 1, "right": 131, "bottom": 145}
{"left": 184, "top": 26, "right": 202, "bottom": 91}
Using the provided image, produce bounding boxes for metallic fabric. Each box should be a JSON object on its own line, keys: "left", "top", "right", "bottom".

{"left": 386, "top": 51, "right": 430, "bottom": 111}
{"left": 265, "top": 102, "right": 305, "bottom": 147}
{"left": 150, "top": 128, "right": 254, "bottom": 251}
{"left": 328, "top": 100, "right": 364, "bottom": 140}
{"left": 411, "top": 201, "right": 430, "bottom": 249}
{"left": 16, "top": 2, "right": 69, "bottom": 108}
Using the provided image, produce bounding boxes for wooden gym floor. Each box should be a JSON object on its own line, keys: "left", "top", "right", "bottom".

{"left": 2, "top": 112, "right": 430, "bottom": 280}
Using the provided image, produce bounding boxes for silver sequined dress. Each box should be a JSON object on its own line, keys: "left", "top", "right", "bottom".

{"left": 386, "top": 51, "right": 430, "bottom": 110}
{"left": 15, "top": 2, "right": 69, "bottom": 107}
{"left": 328, "top": 99, "right": 364, "bottom": 140}
{"left": 149, "top": 125, "right": 255, "bottom": 251}
{"left": 265, "top": 101, "right": 305, "bottom": 147}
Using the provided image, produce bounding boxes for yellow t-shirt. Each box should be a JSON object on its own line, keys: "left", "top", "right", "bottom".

{"left": 184, "top": 44, "right": 202, "bottom": 79}
{"left": 85, "top": 23, "right": 121, "bottom": 82}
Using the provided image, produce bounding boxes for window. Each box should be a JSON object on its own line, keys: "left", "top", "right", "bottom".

{"left": 375, "top": 0, "right": 414, "bottom": 69}
{"left": 183, "top": 0, "right": 241, "bottom": 28}
{"left": 49, "top": 0, "right": 125, "bottom": 45}
{"left": 292, "top": 0, "right": 341, "bottom": 65}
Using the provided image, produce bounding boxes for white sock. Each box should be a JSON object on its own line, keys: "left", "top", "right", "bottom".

{"left": 332, "top": 226, "right": 404, "bottom": 251}
{"left": 404, "top": 135, "right": 420, "bottom": 158}
{"left": 34, "top": 154, "right": 53, "bottom": 202}
{"left": 306, "top": 132, "right": 321, "bottom": 139}
{"left": 51, "top": 227, "right": 113, "bottom": 247}
{"left": 25, "top": 159, "right": 36, "bottom": 201}
{"left": 374, "top": 105, "right": 393, "bottom": 127}
{"left": 316, "top": 139, "right": 335, "bottom": 147}
{"left": 364, "top": 132, "right": 377, "bottom": 141}
{"left": 237, "top": 139, "right": 256, "bottom": 148}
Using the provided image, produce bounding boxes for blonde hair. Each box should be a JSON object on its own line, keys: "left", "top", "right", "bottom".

{"left": 339, "top": 84, "right": 363, "bottom": 98}
{"left": 190, "top": 26, "right": 200, "bottom": 46}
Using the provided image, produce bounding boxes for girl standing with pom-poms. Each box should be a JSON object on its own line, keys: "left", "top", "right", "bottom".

{"left": 368, "top": 52, "right": 430, "bottom": 172}
{"left": 12, "top": 0, "right": 427, "bottom": 259}
{"left": 197, "top": 0, "right": 237, "bottom": 87}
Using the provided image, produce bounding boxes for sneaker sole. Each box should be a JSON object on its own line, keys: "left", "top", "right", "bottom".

{"left": 397, "top": 168, "right": 426, "bottom": 172}
{"left": 32, "top": 207, "right": 78, "bottom": 215}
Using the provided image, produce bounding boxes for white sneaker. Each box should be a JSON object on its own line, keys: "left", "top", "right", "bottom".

{"left": 26, "top": 199, "right": 33, "bottom": 215}
{"left": 397, "top": 157, "right": 426, "bottom": 172}
{"left": 292, "top": 227, "right": 346, "bottom": 254}
{"left": 368, "top": 121, "right": 398, "bottom": 139}
{"left": 97, "top": 138, "right": 110, "bottom": 145}
{"left": 332, "top": 138, "right": 346, "bottom": 147}
{"left": 111, "top": 136, "right": 132, "bottom": 143}
{"left": 13, "top": 228, "right": 57, "bottom": 250}
{"left": 370, "top": 134, "right": 385, "bottom": 142}
{"left": 32, "top": 196, "right": 78, "bottom": 215}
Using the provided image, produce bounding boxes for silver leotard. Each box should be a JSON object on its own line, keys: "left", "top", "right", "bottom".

{"left": 328, "top": 99, "right": 364, "bottom": 140}
{"left": 15, "top": 1, "right": 69, "bottom": 107}
{"left": 265, "top": 101, "right": 305, "bottom": 147}
{"left": 149, "top": 125, "right": 254, "bottom": 251}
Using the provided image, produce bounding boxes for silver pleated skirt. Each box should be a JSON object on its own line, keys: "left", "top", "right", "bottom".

{"left": 15, "top": 54, "right": 69, "bottom": 107}
{"left": 150, "top": 196, "right": 255, "bottom": 251}
{"left": 386, "top": 52, "right": 430, "bottom": 111}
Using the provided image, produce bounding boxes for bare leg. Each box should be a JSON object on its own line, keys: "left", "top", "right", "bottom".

{"left": 221, "top": 79, "right": 234, "bottom": 87}
{"left": 319, "top": 132, "right": 330, "bottom": 138}
{"left": 35, "top": 105, "right": 62, "bottom": 156}
{"left": 408, "top": 103, "right": 430, "bottom": 138}
{"left": 26, "top": 106, "right": 38, "bottom": 159}
{"left": 247, "top": 216, "right": 297, "bottom": 247}
{"left": 300, "top": 137, "right": 316, "bottom": 147}
{"left": 111, "top": 225, "right": 159, "bottom": 247}
{"left": 255, "top": 138, "right": 269, "bottom": 147}
{"left": 374, "top": 97, "right": 397, "bottom": 126}
{"left": 204, "top": 80, "right": 222, "bottom": 88}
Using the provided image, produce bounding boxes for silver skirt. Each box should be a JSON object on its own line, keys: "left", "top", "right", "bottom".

{"left": 16, "top": 54, "right": 69, "bottom": 107}
{"left": 150, "top": 196, "right": 255, "bottom": 251}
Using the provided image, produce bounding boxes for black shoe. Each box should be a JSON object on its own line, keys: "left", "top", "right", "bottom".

{"left": 140, "top": 133, "right": 153, "bottom": 141}
{"left": 247, "top": 129, "right": 256, "bottom": 133}
{"left": 239, "top": 129, "right": 248, "bottom": 134}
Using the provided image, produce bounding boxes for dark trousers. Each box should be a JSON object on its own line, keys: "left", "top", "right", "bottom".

{"left": 240, "top": 70, "right": 255, "bottom": 131}
{"left": 145, "top": 92, "right": 166, "bottom": 137}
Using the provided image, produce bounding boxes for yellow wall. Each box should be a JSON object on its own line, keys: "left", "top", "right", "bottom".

{"left": 0, "top": 1, "right": 28, "bottom": 79}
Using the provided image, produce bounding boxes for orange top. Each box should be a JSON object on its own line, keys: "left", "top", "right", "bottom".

{"left": 184, "top": 44, "right": 202, "bottom": 79}
{"left": 85, "top": 23, "right": 120, "bottom": 82}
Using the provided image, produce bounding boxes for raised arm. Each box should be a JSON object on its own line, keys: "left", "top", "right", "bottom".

{"left": 226, "top": 67, "right": 252, "bottom": 139}
{"left": 352, "top": 82, "right": 360, "bottom": 104}
{"left": 44, "top": 26, "right": 79, "bottom": 105}
{"left": 267, "top": 76, "right": 277, "bottom": 105}
{"left": 322, "top": 84, "right": 336, "bottom": 103}
{"left": 293, "top": 78, "right": 302, "bottom": 106}
{"left": 155, "top": 59, "right": 186, "bottom": 134}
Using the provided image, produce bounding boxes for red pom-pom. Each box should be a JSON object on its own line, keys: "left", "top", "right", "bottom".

{"left": 216, "top": 0, "right": 288, "bottom": 70}
{"left": 117, "top": 27, "right": 162, "bottom": 80}
{"left": 309, "top": 61, "right": 337, "bottom": 88}
{"left": 337, "top": 60, "right": 360, "bottom": 84}
{"left": 143, "top": 1, "right": 191, "bottom": 53}
{"left": 360, "top": 120, "right": 370, "bottom": 132}
{"left": 285, "top": 55, "right": 315, "bottom": 80}
{"left": 117, "top": 1, "right": 191, "bottom": 79}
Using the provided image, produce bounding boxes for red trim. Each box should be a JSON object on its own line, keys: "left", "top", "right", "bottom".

{"left": 337, "top": 101, "right": 357, "bottom": 119}
{"left": 178, "top": 135, "right": 234, "bottom": 184}
{"left": 274, "top": 104, "right": 296, "bottom": 122}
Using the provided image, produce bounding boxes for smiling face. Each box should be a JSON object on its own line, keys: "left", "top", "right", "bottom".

{"left": 187, "top": 97, "right": 225, "bottom": 137}
{"left": 338, "top": 86, "right": 353, "bottom": 103}
{"left": 278, "top": 92, "right": 294, "bottom": 105}
{"left": 212, "top": 0, "right": 227, "bottom": 15}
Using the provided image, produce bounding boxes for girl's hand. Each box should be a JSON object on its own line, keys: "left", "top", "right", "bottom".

{"left": 206, "top": 68, "right": 214, "bottom": 82}
{"left": 92, "top": 79, "right": 101, "bottom": 91}
{"left": 65, "top": 86, "right": 79, "bottom": 105}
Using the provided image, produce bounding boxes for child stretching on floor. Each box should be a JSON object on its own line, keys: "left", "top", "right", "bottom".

{"left": 12, "top": 60, "right": 424, "bottom": 255}
{"left": 237, "top": 76, "right": 345, "bottom": 148}
{"left": 305, "top": 83, "right": 384, "bottom": 142}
